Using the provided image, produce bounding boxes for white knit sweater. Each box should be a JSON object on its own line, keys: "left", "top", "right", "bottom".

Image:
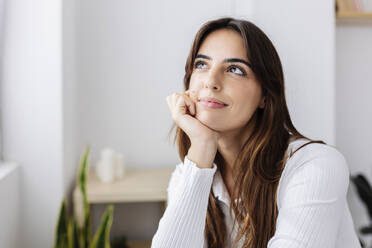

{"left": 151, "top": 138, "right": 361, "bottom": 248}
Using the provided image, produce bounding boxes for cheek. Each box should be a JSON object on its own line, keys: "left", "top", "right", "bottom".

{"left": 226, "top": 100, "right": 258, "bottom": 127}
{"left": 241, "top": 83, "right": 263, "bottom": 105}
{"left": 189, "top": 73, "right": 203, "bottom": 90}
{"left": 230, "top": 87, "right": 262, "bottom": 114}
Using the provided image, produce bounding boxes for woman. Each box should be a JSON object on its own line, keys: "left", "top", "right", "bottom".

{"left": 152, "top": 17, "right": 361, "bottom": 248}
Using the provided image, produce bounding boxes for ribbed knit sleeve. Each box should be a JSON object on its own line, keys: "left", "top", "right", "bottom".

{"left": 151, "top": 155, "right": 217, "bottom": 248}
{"left": 267, "top": 145, "right": 350, "bottom": 248}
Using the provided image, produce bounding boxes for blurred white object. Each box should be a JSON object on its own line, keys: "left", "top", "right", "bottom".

{"left": 101, "top": 148, "right": 115, "bottom": 162}
{"left": 95, "top": 160, "right": 114, "bottom": 183}
{"left": 96, "top": 147, "right": 115, "bottom": 183}
{"left": 114, "top": 152, "right": 126, "bottom": 180}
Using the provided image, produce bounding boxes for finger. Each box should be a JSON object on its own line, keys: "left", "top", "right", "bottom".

{"left": 175, "top": 94, "right": 187, "bottom": 115}
{"left": 183, "top": 94, "right": 195, "bottom": 115}
{"left": 188, "top": 90, "right": 198, "bottom": 103}
{"left": 171, "top": 92, "right": 182, "bottom": 107}
{"left": 185, "top": 90, "right": 197, "bottom": 115}
{"left": 167, "top": 93, "right": 179, "bottom": 115}
{"left": 174, "top": 92, "right": 194, "bottom": 116}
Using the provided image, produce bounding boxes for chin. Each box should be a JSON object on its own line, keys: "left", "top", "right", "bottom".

{"left": 196, "top": 114, "right": 225, "bottom": 131}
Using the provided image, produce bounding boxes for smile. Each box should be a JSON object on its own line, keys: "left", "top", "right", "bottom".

{"left": 198, "top": 100, "right": 227, "bottom": 109}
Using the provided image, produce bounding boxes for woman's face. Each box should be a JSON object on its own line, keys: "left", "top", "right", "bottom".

{"left": 189, "top": 28, "right": 265, "bottom": 132}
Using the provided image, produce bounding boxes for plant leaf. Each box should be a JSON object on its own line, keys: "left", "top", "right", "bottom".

{"left": 54, "top": 200, "right": 68, "bottom": 248}
{"left": 72, "top": 219, "right": 80, "bottom": 248}
{"left": 77, "top": 145, "right": 92, "bottom": 247}
{"left": 67, "top": 218, "right": 75, "bottom": 248}
{"left": 89, "top": 205, "right": 114, "bottom": 248}
{"left": 78, "top": 145, "right": 90, "bottom": 207}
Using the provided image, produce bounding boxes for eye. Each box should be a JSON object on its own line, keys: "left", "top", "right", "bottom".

{"left": 194, "top": 60, "right": 207, "bottom": 69}
{"left": 228, "top": 65, "right": 246, "bottom": 76}
{"left": 193, "top": 60, "right": 247, "bottom": 77}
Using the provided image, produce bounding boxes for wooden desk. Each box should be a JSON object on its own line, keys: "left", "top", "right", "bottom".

{"left": 76, "top": 168, "right": 174, "bottom": 204}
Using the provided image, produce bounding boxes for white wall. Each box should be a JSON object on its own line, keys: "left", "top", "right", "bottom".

{"left": 336, "top": 20, "right": 372, "bottom": 245}
{"left": 1, "top": 0, "right": 64, "bottom": 247}
{"left": 251, "top": 0, "right": 336, "bottom": 145}
{"left": 63, "top": 0, "right": 80, "bottom": 207}
{"left": 0, "top": 0, "right": 5, "bottom": 161}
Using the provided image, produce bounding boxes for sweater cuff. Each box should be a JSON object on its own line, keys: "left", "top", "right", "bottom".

{"left": 171, "top": 155, "right": 217, "bottom": 199}
{"left": 183, "top": 155, "right": 218, "bottom": 172}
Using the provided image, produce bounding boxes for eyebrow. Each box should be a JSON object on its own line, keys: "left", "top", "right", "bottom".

{"left": 195, "top": 54, "right": 252, "bottom": 68}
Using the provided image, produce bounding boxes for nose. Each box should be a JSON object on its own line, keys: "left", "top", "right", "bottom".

{"left": 204, "top": 68, "right": 222, "bottom": 91}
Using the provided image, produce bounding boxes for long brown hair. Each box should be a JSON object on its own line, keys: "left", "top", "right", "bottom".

{"left": 168, "top": 17, "right": 325, "bottom": 248}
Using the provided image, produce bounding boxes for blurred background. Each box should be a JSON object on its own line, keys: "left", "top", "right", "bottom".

{"left": 0, "top": 0, "right": 372, "bottom": 247}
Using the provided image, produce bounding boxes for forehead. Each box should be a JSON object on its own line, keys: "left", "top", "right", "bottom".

{"left": 198, "top": 28, "right": 248, "bottom": 61}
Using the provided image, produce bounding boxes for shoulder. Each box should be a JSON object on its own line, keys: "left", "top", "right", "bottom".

{"left": 285, "top": 138, "right": 349, "bottom": 176}
{"left": 278, "top": 138, "right": 350, "bottom": 201}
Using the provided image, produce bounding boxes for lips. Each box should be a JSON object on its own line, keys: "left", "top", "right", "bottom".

{"left": 198, "top": 97, "right": 228, "bottom": 106}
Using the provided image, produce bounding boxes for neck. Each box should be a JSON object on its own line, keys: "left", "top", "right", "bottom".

{"left": 217, "top": 113, "right": 257, "bottom": 175}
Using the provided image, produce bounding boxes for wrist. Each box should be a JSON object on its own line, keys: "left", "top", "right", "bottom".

{"left": 187, "top": 141, "right": 217, "bottom": 169}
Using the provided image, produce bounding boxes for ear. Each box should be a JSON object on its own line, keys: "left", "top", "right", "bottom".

{"left": 259, "top": 96, "right": 265, "bottom": 109}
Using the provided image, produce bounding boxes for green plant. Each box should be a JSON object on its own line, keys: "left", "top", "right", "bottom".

{"left": 54, "top": 145, "right": 115, "bottom": 248}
